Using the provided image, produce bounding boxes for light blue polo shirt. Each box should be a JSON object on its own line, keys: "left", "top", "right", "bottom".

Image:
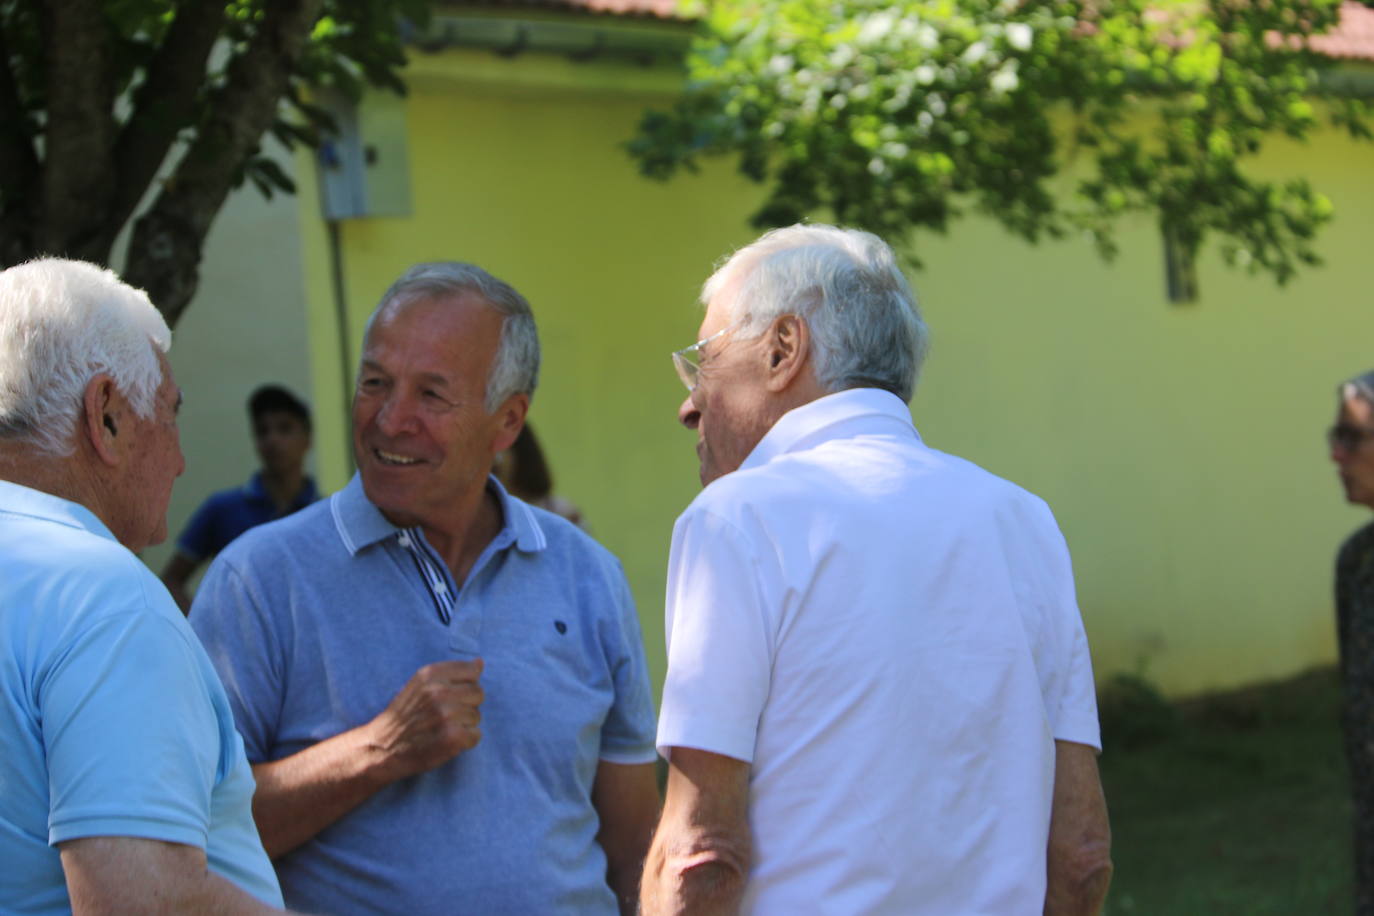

{"left": 190, "top": 474, "right": 656, "bottom": 915}
{"left": 0, "top": 480, "right": 282, "bottom": 914}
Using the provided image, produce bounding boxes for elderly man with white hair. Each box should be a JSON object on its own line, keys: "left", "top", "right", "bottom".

{"left": 0, "top": 259, "right": 286, "bottom": 914}
{"left": 641, "top": 224, "right": 1112, "bottom": 915}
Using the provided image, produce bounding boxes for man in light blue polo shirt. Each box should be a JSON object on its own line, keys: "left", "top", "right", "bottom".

{"left": 191, "top": 261, "right": 660, "bottom": 914}
{"left": 0, "top": 258, "right": 285, "bottom": 914}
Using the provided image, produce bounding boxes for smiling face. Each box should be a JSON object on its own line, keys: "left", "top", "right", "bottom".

{"left": 677, "top": 282, "right": 781, "bottom": 487}
{"left": 1333, "top": 393, "right": 1374, "bottom": 510}
{"left": 352, "top": 293, "right": 524, "bottom": 533}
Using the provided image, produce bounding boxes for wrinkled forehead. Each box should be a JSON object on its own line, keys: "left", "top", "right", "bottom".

{"left": 700, "top": 271, "right": 752, "bottom": 336}
{"left": 367, "top": 291, "right": 499, "bottom": 341}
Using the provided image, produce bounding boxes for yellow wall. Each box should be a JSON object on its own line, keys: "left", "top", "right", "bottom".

{"left": 300, "top": 40, "right": 1374, "bottom": 699}
{"left": 908, "top": 127, "right": 1374, "bottom": 694}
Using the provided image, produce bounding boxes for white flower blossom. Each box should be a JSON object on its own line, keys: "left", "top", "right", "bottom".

{"left": 768, "top": 54, "right": 794, "bottom": 76}
{"left": 990, "top": 62, "right": 1019, "bottom": 94}
{"left": 1006, "top": 22, "right": 1033, "bottom": 52}
{"left": 914, "top": 64, "right": 938, "bottom": 85}
{"left": 858, "top": 11, "right": 896, "bottom": 45}
{"left": 963, "top": 41, "right": 988, "bottom": 64}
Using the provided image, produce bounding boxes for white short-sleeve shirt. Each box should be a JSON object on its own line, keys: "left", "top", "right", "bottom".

{"left": 658, "top": 388, "right": 1101, "bottom": 915}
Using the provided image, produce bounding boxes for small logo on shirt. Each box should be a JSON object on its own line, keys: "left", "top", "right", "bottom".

{"left": 554, "top": 620, "right": 567, "bottom": 634}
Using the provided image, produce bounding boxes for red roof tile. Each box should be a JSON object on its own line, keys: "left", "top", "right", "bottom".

{"left": 1312, "top": 1, "right": 1374, "bottom": 61}
{"left": 448, "top": 0, "right": 1374, "bottom": 58}
{"left": 447, "top": 0, "right": 685, "bottom": 20}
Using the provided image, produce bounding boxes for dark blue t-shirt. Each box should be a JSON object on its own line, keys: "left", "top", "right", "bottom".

{"left": 175, "top": 472, "right": 317, "bottom": 560}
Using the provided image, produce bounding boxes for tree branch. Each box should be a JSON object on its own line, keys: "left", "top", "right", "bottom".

{"left": 0, "top": 16, "right": 41, "bottom": 265}
{"left": 39, "top": 0, "right": 117, "bottom": 260}
{"left": 109, "top": 0, "right": 226, "bottom": 234}
{"left": 123, "top": 0, "right": 326, "bottom": 326}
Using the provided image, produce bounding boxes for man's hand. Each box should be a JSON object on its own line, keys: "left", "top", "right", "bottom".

{"left": 364, "top": 659, "right": 485, "bottom": 781}
{"left": 251, "top": 658, "right": 485, "bottom": 859}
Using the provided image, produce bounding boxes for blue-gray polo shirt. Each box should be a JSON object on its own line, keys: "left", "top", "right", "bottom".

{"left": 190, "top": 474, "right": 656, "bottom": 915}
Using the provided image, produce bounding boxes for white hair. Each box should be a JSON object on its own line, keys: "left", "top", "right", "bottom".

{"left": 703, "top": 223, "right": 929, "bottom": 403}
{"left": 366, "top": 261, "right": 540, "bottom": 413}
{"left": 0, "top": 258, "right": 170, "bottom": 456}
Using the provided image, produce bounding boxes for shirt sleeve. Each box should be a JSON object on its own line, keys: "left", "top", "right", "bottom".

{"left": 1034, "top": 504, "right": 1102, "bottom": 751}
{"left": 44, "top": 609, "right": 220, "bottom": 847}
{"left": 189, "top": 557, "right": 281, "bottom": 763}
{"left": 656, "top": 507, "right": 775, "bottom": 764}
{"left": 597, "top": 561, "right": 658, "bottom": 765}
{"left": 176, "top": 495, "right": 220, "bottom": 562}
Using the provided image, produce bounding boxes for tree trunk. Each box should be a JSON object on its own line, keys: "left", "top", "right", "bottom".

{"left": 124, "top": 0, "right": 325, "bottom": 327}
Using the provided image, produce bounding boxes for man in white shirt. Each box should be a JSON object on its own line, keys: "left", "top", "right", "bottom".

{"left": 641, "top": 225, "right": 1112, "bottom": 915}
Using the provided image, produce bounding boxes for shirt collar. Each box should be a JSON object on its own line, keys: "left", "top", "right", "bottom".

{"left": 329, "top": 472, "right": 548, "bottom": 556}
{"left": 0, "top": 478, "right": 119, "bottom": 543}
{"left": 739, "top": 387, "right": 920, "bottom": 473}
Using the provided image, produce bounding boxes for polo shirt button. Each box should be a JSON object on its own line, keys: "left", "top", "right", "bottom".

{"left": 397, "top": 533, "right": 411, "bottom": 547}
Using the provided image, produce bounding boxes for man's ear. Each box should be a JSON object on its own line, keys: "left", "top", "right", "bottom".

{"left": 763, "top": 314, "right": 811, "bottom": 393}
{"left": 81, "top": 374, "right": 123, "bottom": 467}
{"left": 490, "top": 392, "right": 530, "bottom": 454}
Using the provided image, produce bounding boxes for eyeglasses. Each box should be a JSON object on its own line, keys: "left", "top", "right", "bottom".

{"left": 671, "top": 321, "right": 741, "bottom": 392}
{"left": 1328, "top": 424, "right": 1374, "bottom": 451}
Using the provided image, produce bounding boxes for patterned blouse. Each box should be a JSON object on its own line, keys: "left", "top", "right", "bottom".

{"left": 1337, "top": 520, "right": 1374, "bottom": 915}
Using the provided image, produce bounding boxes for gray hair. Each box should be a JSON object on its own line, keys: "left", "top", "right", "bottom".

{"left": 0, "top": 258, "right": 170, "bottom": 456}
{"left": 365, "top": 261, "right": 540, "bottom": 412}
{"left": 703, "top": 224, "right": 929, "bottom": 403}
{"left": 1341, "top": 370, "right": 1374, "bottom": 407}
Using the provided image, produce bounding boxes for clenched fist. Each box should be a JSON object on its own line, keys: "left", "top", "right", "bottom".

{"left": 366, "top": 659, "right": 485, "bottom": 781}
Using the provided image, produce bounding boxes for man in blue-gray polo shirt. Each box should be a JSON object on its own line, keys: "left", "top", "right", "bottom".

{"left": 0, "top": 258, "right": 285, "bottom": 914}
{"left": 191, "top": 261, "right": 660, "bottom": 915}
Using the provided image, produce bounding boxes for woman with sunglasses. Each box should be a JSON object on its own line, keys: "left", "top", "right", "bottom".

{"left": 1332, "top": 369, "right": 1374, "bottom": 915}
